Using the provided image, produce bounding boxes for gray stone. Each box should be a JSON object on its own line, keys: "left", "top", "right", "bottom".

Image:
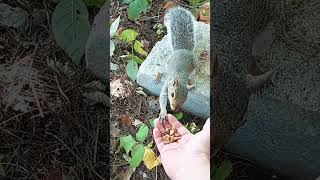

{"left": 137, "top": 21, "right": 210, "bottom": 119}
{"left": 225, "top": 95, "right": 320, "bottom": 180}
{"left": 225, "top": 2, "right": 320, "bottom": 179}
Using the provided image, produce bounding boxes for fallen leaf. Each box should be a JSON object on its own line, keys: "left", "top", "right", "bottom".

{"left": 198, "top": 2, "right": 210, "bottom": 23}
{"left": 134, "top": 40, "right": 148, "bottom": 56}
{"left": 121, "top": 112, "right": 132, "bottom": 128}
{"left": 143, "top": 146, "right": 161, "bottom": 170}
{"left": 164, "top": 1, "right": 176, "bottom": 10}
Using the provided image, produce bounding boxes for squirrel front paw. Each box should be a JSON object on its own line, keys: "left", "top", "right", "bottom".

{"left": 159, "top": 110, "right": 168, "bottom": 123}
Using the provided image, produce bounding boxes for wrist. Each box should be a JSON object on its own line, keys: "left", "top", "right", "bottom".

{"left": 173, "top": 156, "right": 210, "bottom": 180}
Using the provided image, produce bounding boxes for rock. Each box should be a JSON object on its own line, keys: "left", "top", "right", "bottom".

{"left": 225, "top": 95, "right": 320, "bottom": 180}
{"left": 137, "top": 21, "right": 210, "bottom": 119}
{"left": 225, "top": 2, "right": 320, "bottom": 179}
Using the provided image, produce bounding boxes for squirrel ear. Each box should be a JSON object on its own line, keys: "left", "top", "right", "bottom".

{"left": 173, "top": 79, "right": 179, "bottom": 86}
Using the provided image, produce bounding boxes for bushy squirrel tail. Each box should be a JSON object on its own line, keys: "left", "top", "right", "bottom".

{"left": 164, "top": 7, "right": 195, "bottom": 51}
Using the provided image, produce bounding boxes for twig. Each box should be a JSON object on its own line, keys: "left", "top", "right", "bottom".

{"left": 46, "top": 131, "right": 105, "bottom": 180}
{"left": 54, "top": 74, "right": 70, "bottom": 103}
{"left": 31, "top": 85, "right": 44, "bottom": 118}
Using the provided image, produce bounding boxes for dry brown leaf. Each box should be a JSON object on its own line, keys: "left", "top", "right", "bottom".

{"left": 164, "top": 1, "right": 177, "bottom": 10}
{"left": 198, "top": 2, "right": 210, "bottom": 23}
{"left": 121, "top": 112, "right": 132, "bottom": 128}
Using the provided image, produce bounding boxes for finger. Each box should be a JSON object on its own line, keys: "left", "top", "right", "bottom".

{"left": 153, "top": 128, "right": 165, "bottom": 151}
{"left": 154, "top": 118, "right": 165, "bottom": 134}
{"left": 203, "top": 118, "right": 210, "bottom": 132}
{"left": 167, "top": 114, "right": 190, "bottom": 135}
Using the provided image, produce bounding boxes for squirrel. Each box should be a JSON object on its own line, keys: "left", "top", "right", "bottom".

{"left": 158, "top": 7, "right": 196, "bottom": 123}
{"left": 211, "top": 0, "right": 277, "bottom": 154}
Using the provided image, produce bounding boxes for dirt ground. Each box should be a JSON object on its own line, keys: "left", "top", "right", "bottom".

{"left": 0, "top": 0, "right": 108, "bottom": 179}
{"left": 0, "top": 0, "right": 285, "bottom": 179}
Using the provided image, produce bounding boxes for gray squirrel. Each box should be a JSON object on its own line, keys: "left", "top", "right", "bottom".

{"left": 158, "top": 7, "right": 195, "bottom": 123}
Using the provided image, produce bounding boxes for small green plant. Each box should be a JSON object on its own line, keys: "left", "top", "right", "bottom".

{"left": 119, "top": 123, "right": 160, "bottom": 171}
{"left": 117, "top": 28, "right": 147, "bottom": 81}
{"left": 121, "top": 0, "right": 149, "bottom": 21}
{"left": 173, "top": 112, "right": 184, "bottom": 120}
{"left": 153, "top": 23, "right": 164, "bottom": 37}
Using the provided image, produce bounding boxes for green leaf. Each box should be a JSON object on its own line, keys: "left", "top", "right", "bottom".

{"left": 134, "top": 40, "right": 148, "bottom": 56}
{"left": 52, "top": 0, "right": 90, "bottom": 65}
{"left": 119, "top": 29, "right": 138, "bottom": 43}
{"left": 146, "top": 141, "right": 154, "bottom": 148}
{"left": 82, "top": 0, "right": 106, "bottom": 7}
{"left": 120, "top": 135, "right": 137, "bottom": 155}
{"left": 0, "top": 161, "right": 4, "bottom": 176}
{"left": 122, "top": 0, "right": 134, "bottom": 4}
{"left": 173, "top": 112, "right": 183, "bottom": 120}
{"left": 127, "top": 0, "right": 148, "bottom": 21}
{"left": 126, "top": 59, "right": 138, "bottom": 81}
{"left": 130, "top": 144, "right": 145, "bottom": 168}
{"left": 212, "top": 160, "right": 233, "bottom": 180}
{"left": 128, "top": 54, "right": 143, "bottom": 64}
{"left": 149, "top": 118, "right": 155, "bottom": 128}
{"left": 123, "top": 153, "right": 132, "bottom": 163}
{"left": 136, "top": 123, "right": 149, "bottom": 143}
{"left": 110, "top": 16, "right": 120, "bottom": 37}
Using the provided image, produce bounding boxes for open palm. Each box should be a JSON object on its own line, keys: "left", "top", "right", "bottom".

{"left": 153, "top": 114, "right": 210, "bottom": 179}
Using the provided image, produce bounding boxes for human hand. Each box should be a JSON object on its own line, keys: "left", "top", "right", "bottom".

{"left": 153, "top": 114, "right": 210, "bottom": 180}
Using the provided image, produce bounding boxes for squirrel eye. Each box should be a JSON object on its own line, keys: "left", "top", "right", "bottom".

{"left": 171, "top": 92, "right": 174, "bottom": 98}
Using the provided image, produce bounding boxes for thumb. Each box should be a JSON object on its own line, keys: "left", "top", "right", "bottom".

{"left": 200, "top": 118, "right": 210, "bottom": 146}
{"left": 190, "top": 118, "right": 210, "bottom": 155}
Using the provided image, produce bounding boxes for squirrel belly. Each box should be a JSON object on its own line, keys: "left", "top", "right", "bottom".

{"left": 158, "top": 7, "right": 196, "bottom": 123}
